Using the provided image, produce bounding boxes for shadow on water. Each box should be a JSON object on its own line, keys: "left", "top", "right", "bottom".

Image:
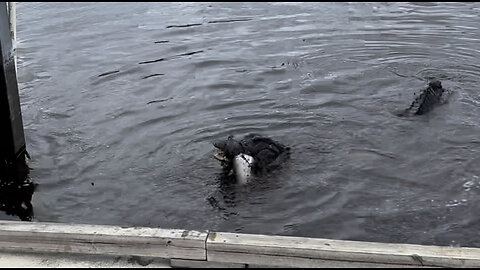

{"left": 207, "top": 171, "right": 239, "bottom": 219}
{"left": 0, "top": 157, "right": 36, "bottom": 221}
{"left": 206, "top": 165, "right": 287, "bottom": 221}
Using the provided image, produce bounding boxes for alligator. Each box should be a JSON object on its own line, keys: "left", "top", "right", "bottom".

{"left": 212, "top": 134, "right": 290, "bottom": 184}
{"left": 397, "top": 80, "right": 446, "bottom": 117}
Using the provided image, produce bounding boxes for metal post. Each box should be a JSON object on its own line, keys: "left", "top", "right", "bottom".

{"left": 1, "top": 1, "right": 26, "bottom": 163}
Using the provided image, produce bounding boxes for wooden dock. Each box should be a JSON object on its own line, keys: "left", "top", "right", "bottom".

{"left": 0, "top": 221, "right": 479, "bottom": 268}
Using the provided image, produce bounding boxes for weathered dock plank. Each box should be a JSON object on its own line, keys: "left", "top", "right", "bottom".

{"left": 1, "top": 221, "right": 480, "bottom": 268}
{"left": 170, "top": 259, "right": 245, "bottom": 268}
{"left": 0, "top": 221, "right": 207, "bottom": 260}
{"left": 210, "top": 252, "right": 437, "bottom": 268}
{"left": 206, "top": 232, "right": 480, "bottom": 268}
{"left": 0, "top": 251, "right": 172, "bottom": 268}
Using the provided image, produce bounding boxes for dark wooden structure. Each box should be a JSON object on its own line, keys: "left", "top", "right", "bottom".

{"left": 0, "top": 2, "right": 26, "bottom": 164}
{"left": 0, "top": 2, "right": 33, "bottom": 222}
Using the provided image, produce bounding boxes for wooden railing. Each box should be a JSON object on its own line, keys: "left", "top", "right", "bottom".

{"left": 0, "top": 221, "right": 479, "bottom": 268}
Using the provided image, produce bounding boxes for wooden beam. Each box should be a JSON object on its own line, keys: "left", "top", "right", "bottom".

{"left": 7, "top": 2, "right": 16, "bottom": 46}
{"left": 0, "top": 2, "right": 25, "bottom": 162}
{"left": 170, "top": 259, "right": 245, "bottom": 268}
{"left": 1, "top": 221, "right": 480, "bottom": 268}
{"left": 206, "top": 232, "right": 480, "bottom": 268}
{"left": 7, "top": 2, "right": 16, "bottom": 71}
{"left": 0, "top": 221, "right": 207, "bottom": 260}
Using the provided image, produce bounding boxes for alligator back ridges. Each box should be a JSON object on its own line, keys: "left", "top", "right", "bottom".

{"left": 398, "top": 80, "right": 445, "bottom": 116}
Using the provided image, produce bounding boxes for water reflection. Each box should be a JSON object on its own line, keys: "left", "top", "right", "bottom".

{"left": 207, "top": 165, "right": 286, "bottom": 221}
{"left": 207, "top": 172, "right": 239, "bottom": 219}
{"left": 0, "top": 156, "right": 36, "bottom": 221}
